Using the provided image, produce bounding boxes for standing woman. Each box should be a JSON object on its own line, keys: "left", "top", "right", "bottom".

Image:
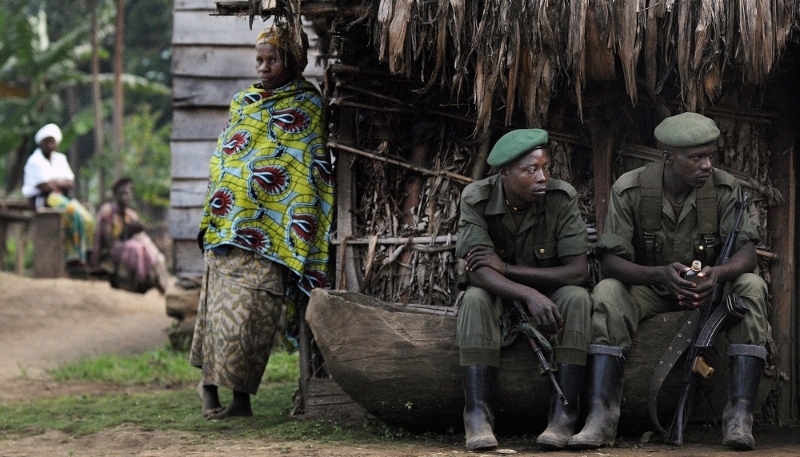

{"left": 21, "top": 123, "right": 94, "bottom": 266}
{"left": 190, "top": 24, "right": 334, "bottom": 419}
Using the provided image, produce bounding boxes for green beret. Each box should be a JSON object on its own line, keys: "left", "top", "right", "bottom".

{"left": 487, "top": 129, "right": 548, "bottom": 167}
{"left": 654, "top": 112, "right": 720, "bottom": 147}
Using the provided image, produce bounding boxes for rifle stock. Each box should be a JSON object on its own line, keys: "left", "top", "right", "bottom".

{"left": 665, "top": 192, "right": 750, "bottom": 445}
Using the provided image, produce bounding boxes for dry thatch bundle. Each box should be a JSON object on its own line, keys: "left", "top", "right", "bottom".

{"left": 257, "top": 0, "right": 797, "bottom": 132}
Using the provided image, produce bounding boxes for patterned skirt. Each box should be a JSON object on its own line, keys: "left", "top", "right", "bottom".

{"left": 46, "top": 193, "right": 94, "bottom": 262}
{"left": 189, "top": 247, "right": 287, "bottom": 394}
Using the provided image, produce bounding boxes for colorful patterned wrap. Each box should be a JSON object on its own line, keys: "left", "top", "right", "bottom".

{"left": 199, "top": 78, "right": 334, "bottom": 349}
{"left": 46, "top": 193, "right": 94, "bottom": 262}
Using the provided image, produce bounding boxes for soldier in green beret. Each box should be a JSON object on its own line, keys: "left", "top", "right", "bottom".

{"left": 455, "top": 128, "right": 593, "bottom": 451}
{"left": 569, "top": 112, "right": 769, "bottom": 451}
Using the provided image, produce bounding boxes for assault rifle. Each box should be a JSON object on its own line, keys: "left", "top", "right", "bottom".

{"left": 511, "top": 300, "right": 568, "bottom": 406}
{"left": 665, "top": 192, "right": 751, "bottom": 445}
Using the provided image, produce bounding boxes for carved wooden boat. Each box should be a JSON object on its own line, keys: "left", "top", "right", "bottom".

{"left": 306, "top": 289, "right": 732, "bottom": 434}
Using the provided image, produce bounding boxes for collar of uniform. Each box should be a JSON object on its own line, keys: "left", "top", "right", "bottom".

{"left": 485, "top": 175, "right": 508, "bottom": 216}
{"left": 663, "top": 186, "right": 697, "bottom": 224}
{"left": 485, "top": 175, "right": 549, "bottom": 214}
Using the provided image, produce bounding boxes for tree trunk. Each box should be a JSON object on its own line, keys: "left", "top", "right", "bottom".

{"left": 91, "top": 10, "right": 106, "bottom": 201}
{"left": 5, "top": 141, "right": 29, "bottom": 194}
{"left": 65, "top": 86, "right": 80, "bottom": 200}
{"left": 113, "top": 0, "right": 125, "bottom": 182}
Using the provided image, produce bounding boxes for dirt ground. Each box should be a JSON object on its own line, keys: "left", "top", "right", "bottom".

{"left": 0, "top": 272, "right": 798, "bottom": 456}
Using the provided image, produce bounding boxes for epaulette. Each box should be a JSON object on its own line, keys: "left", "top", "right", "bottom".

{"left": 462, "top": 176, "right": 497, "bottom": 206}
{"left": 547, "top": 178, "right": 578, "bottom": 199}
{"left": 712, "top": 168, "right": 738, "bottom": 190}
{"left": 611, "top": 167, "right": 645, "bottom": 193}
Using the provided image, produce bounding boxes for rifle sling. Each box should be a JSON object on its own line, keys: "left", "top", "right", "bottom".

{"left": 647, "top": 309, "right": 701, "bottom": 434}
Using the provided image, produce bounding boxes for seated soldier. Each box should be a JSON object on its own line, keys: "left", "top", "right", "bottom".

{"left": 92, "top": 177, "right": 169, "bottom": 293}
{"left": 570, "top": 113, "right": 769, "bottom": 451}
{"left": 455, "top": 129, "right": 593, "bottom": 451}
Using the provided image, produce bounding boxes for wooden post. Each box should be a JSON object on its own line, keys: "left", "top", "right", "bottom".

{"left": 0, "top": 219, "right": 7, "bottom": 272}
{"left": 0, "top": 209, "right": 34, "bottom": 274}
{"left": 397, "top": 142, "right": 429, "bottom": 301}
{"left": 765, "top": 60, "right": 798, "bottom": 424}
{"left": 588, "top": 109, "right": 616, "bottom": 235}
{"left": 333, "top": 106, "right": 360, "bottom": 291}
{"left": 587, "top": 100, "right": 629, "bottom": 235}
{"left": 31, "top": 210, "right": 64, "bottom": 278}
{"left": 768, "top": 142, "right": 796, "bottom": 425}
{"left": 293, "top": 303, "right": 312, "bottom": 415}
{"left": 591, "top": 133, "right": 613, "bottom": 235}
{"left": 15, "top": 230, "right": 25, "bottom": 274}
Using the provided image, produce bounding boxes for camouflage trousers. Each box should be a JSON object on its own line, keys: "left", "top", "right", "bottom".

{"left": 591, "top": 274, "right": 769, "bottom": 349}
{"left": 190, "top": 247, "right": 287, "bottom": 394}
{"left": 457, "top": 285, "right": 592, "bottom": 367}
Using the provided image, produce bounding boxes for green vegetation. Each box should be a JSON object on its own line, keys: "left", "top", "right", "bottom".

{"left": 47, "top": 347, "right": 300, "bottom": 386}
{"left": 0, "top": 0, "right": 172, "bottom": 211}
{"left": 0, "top": 347, "right": 443, "bottom": 446}
{"left": 48, "top": 347, "right": 200, "bottom": 385}
{"left": 0, "top": 381, "right": 298, "bottom": 438}
{"left": 3, "top": 238, "right": 32, "bottom": 271}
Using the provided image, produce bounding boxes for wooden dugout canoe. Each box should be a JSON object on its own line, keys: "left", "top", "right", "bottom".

{"left": 305, "top": 289, "right": 735, "bottom": 434}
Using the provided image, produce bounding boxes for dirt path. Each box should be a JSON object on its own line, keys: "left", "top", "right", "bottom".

{"left": 0, "top": 272, "right": 172, "bottom": 380}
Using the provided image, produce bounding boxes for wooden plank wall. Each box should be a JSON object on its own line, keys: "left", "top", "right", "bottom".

{"left": 170, "top": 1, "right": 323, "bottom": 278}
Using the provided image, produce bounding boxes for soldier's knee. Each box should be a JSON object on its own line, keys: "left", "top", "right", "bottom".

{"left": 734, "top": 272, "right": 767, "bottom": 298}
{"left": 591, "top": 278, "right": 625, "bottom": 303}
{"left": 554, "top": 285, "right": 591, "bottom": 304}
{"left": 460, "top": 286, "right": 495, "bottom": 315}
{"left": 551, "top": 286, "right": 591, "bottom": 324}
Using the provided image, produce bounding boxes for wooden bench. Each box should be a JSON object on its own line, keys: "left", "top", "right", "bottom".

{"left": 0, "top": 201, "right": 65, "bottom": 278}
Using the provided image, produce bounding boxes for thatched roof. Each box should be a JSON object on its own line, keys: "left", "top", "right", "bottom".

{"left": 248, "top": 0, "right": 798, "bottom": 131}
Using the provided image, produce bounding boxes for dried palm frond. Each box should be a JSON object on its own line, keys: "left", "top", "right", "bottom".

{"left": 322, "top": 0, "right": 798, "bottom": 130}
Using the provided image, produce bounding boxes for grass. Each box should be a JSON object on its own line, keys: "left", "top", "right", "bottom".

{"left": 47, "top": 347, "right": 201, "bottom": 385}
{"left": 46, "top": 347, "right": 300, "bottom": 386}
{"left": 4, "top": 238, "right": 33, "bottom": 272}
{"left": 0, "top": 347, "right": 440, "bottom": 446}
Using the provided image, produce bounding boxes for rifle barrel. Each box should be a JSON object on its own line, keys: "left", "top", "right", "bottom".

{"left": 513, "top": 301, "right": 568, "bottom": 406}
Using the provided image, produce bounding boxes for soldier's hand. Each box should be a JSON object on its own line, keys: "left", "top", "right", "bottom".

{"left": 524, "top": 296, "right": 563, "bottom": 336}
{"left": 662, "top": 262, "right": 699, "bottom": 308}
{"left": 466, "top": 245, "right": 505, "bottom": 275}
{"left": 692, "top": 266, "right": 718, "bottom": 303}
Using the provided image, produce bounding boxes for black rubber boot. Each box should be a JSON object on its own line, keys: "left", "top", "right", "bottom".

{"left": 462, "top": 365, "right": 498, "bottom": 451}
{"left": 568, "top": 345, "right": 626, "bottom": 449}
{"left": 536, "top": 363, "right": 586, "bottom": 449}
{"left": 722, "top": 345, "right": 766, "bottom": 450}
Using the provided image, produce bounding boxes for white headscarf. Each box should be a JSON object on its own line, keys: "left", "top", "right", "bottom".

{"left": 34, "top": 123, "right": 63, "bottom": 145}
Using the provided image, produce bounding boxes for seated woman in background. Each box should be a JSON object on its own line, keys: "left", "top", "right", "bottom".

{"left": 21, "top": 123, "right": 94, "bottom": 266}
{"left": 92, "top": 177, "right": 169, "bottom": 294}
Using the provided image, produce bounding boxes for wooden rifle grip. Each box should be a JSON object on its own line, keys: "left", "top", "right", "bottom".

{"left": 692, "top": 356, "right": 714, "bottom": 379}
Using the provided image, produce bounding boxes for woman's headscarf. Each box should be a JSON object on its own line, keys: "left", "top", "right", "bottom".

{"left": 35, "top": 123, "right": 63, "bottom": 145}
{"left": 255, "top": 24, "right": 309, "bottom": 74}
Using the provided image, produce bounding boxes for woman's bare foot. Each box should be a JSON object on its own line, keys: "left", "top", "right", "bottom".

{"left": 207, "top": 390, "right": 252, "bottom": 419}
{"left": 197, "top": 381, "right": 225, "bottom": 418}
{"left": 207, "top": 404, "right": 254, "bottom": 419}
